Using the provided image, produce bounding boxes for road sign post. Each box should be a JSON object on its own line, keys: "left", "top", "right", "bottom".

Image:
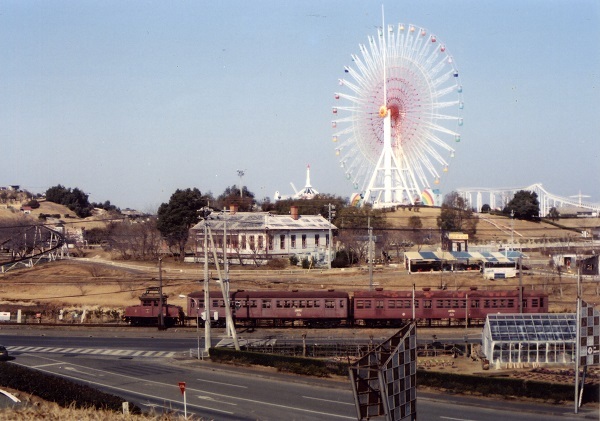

{"left": 178, "top": 382, "right": 187, "bottom": 418}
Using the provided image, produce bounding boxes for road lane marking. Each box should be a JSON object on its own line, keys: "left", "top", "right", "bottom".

{"left": 440, "top": 417, "right": 479, "bottom": 421}
{"left": 197, "top": 378, "right": 248, "bottom": 388}
{"left": 196, "top": 396, "right": 238, "bottom": 406}
{"left": 303, "top": 395, "right": 354, "bottom": 406}
{"left": 9, "top": 358, "right": 234, "bottom": 415}
{"left": 12, "top": 355, "right": 350, "bottom": 419}
{"left": 7, "top": 346, "right": 174, "bottom": 358}
{"left": 30, "top": 362, "right": 64, "bottom": 369}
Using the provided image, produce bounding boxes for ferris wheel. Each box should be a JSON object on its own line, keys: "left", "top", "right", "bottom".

{"left": 332, "top": 22, "right": 464, "bottom": 207}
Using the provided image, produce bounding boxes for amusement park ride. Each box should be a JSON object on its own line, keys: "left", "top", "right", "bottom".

{"left": 332, "top": 14, "right": 464, "bottom": 209}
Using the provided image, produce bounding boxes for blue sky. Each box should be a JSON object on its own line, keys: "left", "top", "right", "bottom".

{"left": 1, "top": 1, "right": 598, "bottom": 211}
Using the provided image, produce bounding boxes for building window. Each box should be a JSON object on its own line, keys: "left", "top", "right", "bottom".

{"left": 291, "top": 235, "right": 296, "bottom": 248}
{"left": 231, "top": 235, "right": 239, "bottom": 249}
{"left": 302, "top": 234, "right": 307, "bottom": 249}
{"left": 249, "top": 235, "right": 255, "bottom": 250}
{"left": 258, "top": 235, "right": 263, "bottom": 250}
{"left": 240, "top": 235, "right": 246, "bottom": 250}
{"left": 315, "top": 234, "right": 320, "bottom": 246}
{"left": 267, "top": 234, "right": 273, "bottom": 250}
{"left": 326, "top": 234, "right": 329, "bottom": 246}
{"left": 280, "top": 234, "right": 285, "bottom": 250}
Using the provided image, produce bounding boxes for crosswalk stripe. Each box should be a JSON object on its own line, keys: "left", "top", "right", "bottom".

{"left": 6, "top": 346, "right": 175, "bottom": 358}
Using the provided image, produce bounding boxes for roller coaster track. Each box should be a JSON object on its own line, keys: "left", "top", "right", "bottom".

{"left": 0, "top": 224, "right": 69, "bottom": 274}
{"left": 457, "top": 183, "right": 600, "bottom": 216}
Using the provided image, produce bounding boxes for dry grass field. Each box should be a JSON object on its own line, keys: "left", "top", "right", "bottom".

{"left": 0, "top": 200, "right": 598, "bottom": 316}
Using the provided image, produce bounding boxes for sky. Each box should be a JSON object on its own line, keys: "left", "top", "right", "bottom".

{"left": 1, "top": 1, "right": 598, "bottom": 212}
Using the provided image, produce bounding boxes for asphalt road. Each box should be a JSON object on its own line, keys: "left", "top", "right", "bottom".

{"left": 1, "top": 328, "right": 598, "bottom": 420}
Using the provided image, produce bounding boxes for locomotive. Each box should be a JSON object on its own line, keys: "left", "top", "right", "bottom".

{"left": 122, "top": 287, "right": 184, "bottom": 327}
{"left": 183, "top": 286, "right": 548, "bottom": 328}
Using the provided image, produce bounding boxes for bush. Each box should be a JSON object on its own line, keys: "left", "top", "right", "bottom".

{"left": 289, "top": 255, "right": 299, "bottom": 266}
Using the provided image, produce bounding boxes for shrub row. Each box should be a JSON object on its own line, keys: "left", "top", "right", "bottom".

{"left": 209, "top": 347, "right": 348, "bottom": 377}
{"left": 0, "top": 362, "right": 142, "bottom": 413}
{"left": 209, "top": 348, "right": 599, "bottom": 403}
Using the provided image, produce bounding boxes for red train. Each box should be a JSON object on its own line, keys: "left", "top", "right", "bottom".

{"left": 123, "top": 287, "right": 184, "bottom": 327}
{"left": 182, "top": 286, "right": 548, "bottom": 328}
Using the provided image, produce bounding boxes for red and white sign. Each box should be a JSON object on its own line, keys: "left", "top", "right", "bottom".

{"left": 178, "top": 382, "right": 186, "bottom": 395}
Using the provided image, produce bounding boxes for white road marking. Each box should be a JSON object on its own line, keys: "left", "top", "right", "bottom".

{"left": 302, "top": 395, "right": 354, "bottom": 406}
{"left": 440, "top": 417, "right": 479, "bottom": 421}
{"left": 196, "top": 378, "right": 248, "bottom": 388}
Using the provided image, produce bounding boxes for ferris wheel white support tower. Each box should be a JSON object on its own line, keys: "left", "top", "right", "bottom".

{"left": 363, "top": 9, "right": 420, "bottom": 208}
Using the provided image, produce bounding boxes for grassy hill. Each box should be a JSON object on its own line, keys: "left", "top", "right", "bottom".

{"left": 0, "top": 200, "right": 113, "bottom": 230}
{"left": 382, "top": 206, "right": 599, "bottom": 245}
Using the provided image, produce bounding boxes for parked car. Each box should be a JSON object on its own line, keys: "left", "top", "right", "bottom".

{"left": 0, "top": 346, "right": 9, "bottom": 360}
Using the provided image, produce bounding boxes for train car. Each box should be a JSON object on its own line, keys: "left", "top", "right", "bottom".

{"left": 231, "top": 289, "right": 350, "bottom": 327}
{"left": 123, "top": 287, "right": 184, "bottom": 327}
{"left": 184, "top": 290, "right": 229, "bottom": 327}
{"left": 353, "top": 287, "right": 548, "bottom": 327}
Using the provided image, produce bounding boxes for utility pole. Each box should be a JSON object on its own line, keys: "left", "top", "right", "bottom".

{"left": 207, "top": 225, "right": 240, "bottom": 350}
{"left": 203, "top": 219, "right": 211, "bottom": 355}
{"left": 157, "top": 258, "right": 165, "bottom": 330}
{"left": 368, "top": 216, "right": 373, "bottom": 290}
{"left": 223, "top": 219, "right": 232, "bottom": 337}
{"left": 328, "top": 203, "right": 335, "bottom": 269}
{"left": 518, "top": 256, "right": 523, "bottom": 314}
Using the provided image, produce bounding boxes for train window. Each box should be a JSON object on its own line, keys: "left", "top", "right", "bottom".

{"left": 284, "top": 300, "right": 291, "bottom": 308}
{"left": 307, "top": 300, "right": 313, "bottom": 308}
{"left": 212, "top": 300, "right": 219, "bottom": 308}
{"left": 414, "top": 300, "right": 419, "bottom": 308}
{"left": 300, "top": 300, "right": 306, "bottom": 308}
{"left": 376, "top": 300, "right": 384, "bottom": 309}
{"left": 314, "top": 300, "right": 321, "bottom": 308}
{"left": 500, "top": 299, "right": 506, "bottom": 308}
{"left": 452, "top": 300, "right": 459, "bottom": 308}
{"left": 356, "top": 300, "right": 364, "bottom": 309}
{"left": 471, "top": 300, "right": 480, "bottom": 308}
{"left": 405, "top": 300, "right": 413, "bottom": 308}
{"left": 522, "top": 300, "right": 528, "bottom": 308}
{"left": 325, "top": 300, "right": 335, "bottom": 308}
{"left": 364, "top": 300, "right": 372, "bottom": 309}
{"left": 539, "top": 297, "right": 544, "bottom": 308}
{"left": 388, "top": 300, "right": 395, "bottom": 309}
{"left": 491, "top": 299, "right": 498, "bottom": 308}
{"left": 190, "top": 300, "right": 196, "bottom": 309}
{"left": 250, "top": 300, "right": 257, "bottom": 308}
{"left": 339, "top": 300, "right": 345, "bottom": 308}
{"left": 292, "top": 300, "right": 300, "bottom": 308}
{"left": 484, "top": 300, "right": 490, "bottom": 308}
{"left": 436, "top": 300, "right": 443, "bottom": 309}
{"left": 276, "top": 300, "right": 283, "bottom": 308}
{"left": 262, "top": 300, "right": 271, "bottom": 309}
{"left": 507, "top": 299, "right": 514, "bottom": 308}
{"left": 424, "top": 300, "right": 431, "bottom": 309}
{"left": 532, "top": 299, "right": 539, "bottom": 307}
